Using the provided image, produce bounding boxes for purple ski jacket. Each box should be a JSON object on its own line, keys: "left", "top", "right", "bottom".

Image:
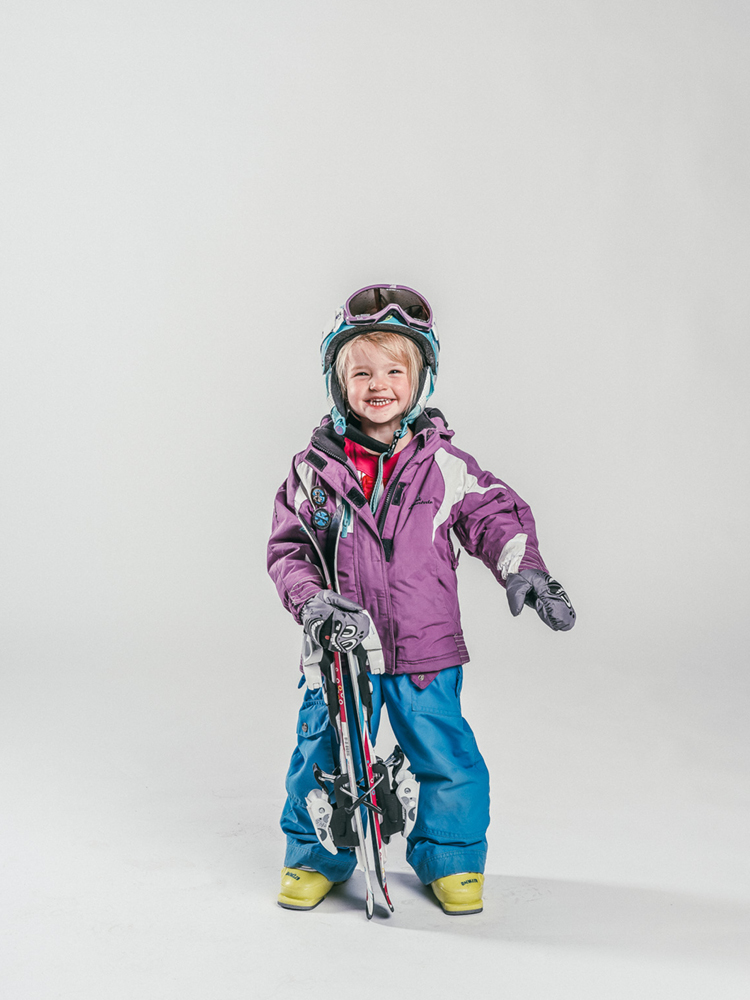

{"left": 267, "top": 409, "right": 548, "bottom": 684}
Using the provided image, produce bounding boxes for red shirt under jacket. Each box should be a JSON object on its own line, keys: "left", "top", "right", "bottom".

{"left": 344, "top": 438, "right": 401, "bottom": 502}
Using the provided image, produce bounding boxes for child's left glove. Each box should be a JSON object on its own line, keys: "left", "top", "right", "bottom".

{"left": 505, "top": 569, "right": 576, "bottom": 631}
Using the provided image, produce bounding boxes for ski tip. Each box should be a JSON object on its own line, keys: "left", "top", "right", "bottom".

{"left": 380, "top": 885, "right": 395, "bottom": 912}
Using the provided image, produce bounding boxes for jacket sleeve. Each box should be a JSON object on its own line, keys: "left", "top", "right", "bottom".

{"left": 443, "top": 445, "right": 548, "bottom": 587}
{"left": 267, "top": 462, "right": 326, "bottom": 623}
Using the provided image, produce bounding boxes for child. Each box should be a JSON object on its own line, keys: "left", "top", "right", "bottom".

{"left": 267, "top": 284, "right": 575, "bottom": 915}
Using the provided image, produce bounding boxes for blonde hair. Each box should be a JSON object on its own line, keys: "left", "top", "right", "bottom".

{"left": 335, "top": 332, "right": 423, "bottom": 413}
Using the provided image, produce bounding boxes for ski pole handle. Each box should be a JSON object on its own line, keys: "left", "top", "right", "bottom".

{"left": 360, "top": 613, "right": 385, "bottom": 675}
{"left": 301, "top": 633, "right": 324, "bottom": 690}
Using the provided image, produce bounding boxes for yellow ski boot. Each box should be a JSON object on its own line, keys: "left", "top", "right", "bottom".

{"left": 431, "top": 872, "right": 484, "bottom": 915}
{"left": 277, "top": 867, "right": 336, "bottom": 911}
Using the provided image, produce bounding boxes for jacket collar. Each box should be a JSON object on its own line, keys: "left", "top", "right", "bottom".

{"left": 302, "top": 409, "right": 453, "bottom": 534}
{"left": 311, "top": 407, "right": 450, "bottom": 460}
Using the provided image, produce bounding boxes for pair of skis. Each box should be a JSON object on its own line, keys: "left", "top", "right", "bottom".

{"left": 301, "top": 631, "right": 419, "bottom": 919}
{"left": 297, "top": 496, "right": 419, "bottom": 919}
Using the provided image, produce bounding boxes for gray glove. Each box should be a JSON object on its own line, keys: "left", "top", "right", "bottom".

{"left": 300, "top": 590, "right": 371, "bottom": 652}
{"left": 506, "top": 569, "right": 576, "bottom": 631}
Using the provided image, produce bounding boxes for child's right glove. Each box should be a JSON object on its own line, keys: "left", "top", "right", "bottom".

{"left": 300, "top": 590, "right": 371, "bottom": 652}
{"left": 505, "top": 569, "right": 576, "bottom": 631}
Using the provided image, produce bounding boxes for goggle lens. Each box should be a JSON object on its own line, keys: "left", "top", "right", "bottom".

{"left": 345, "top": 285, "right": 432, "bottom": 328}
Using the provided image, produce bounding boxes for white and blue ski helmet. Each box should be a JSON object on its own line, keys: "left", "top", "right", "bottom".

{"left": 320, "top": 284, "right": 440, "bottom": 435}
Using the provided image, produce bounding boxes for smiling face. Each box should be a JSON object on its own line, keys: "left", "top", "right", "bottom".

{"left": 343, "top": 340, "right": 415, "bottom": 442}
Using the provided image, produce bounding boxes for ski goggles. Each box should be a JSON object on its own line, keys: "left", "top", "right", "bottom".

{"left": 343, "top": 284, "right": 433, "bottom": 331}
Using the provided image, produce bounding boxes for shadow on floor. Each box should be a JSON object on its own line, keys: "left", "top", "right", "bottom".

{"left": 323, "top": 871, "right": 750, "bottom": 963}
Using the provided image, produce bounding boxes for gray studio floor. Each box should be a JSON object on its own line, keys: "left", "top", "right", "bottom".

{"left": 3, "top": 643, "right": 749, "bottom": 1000}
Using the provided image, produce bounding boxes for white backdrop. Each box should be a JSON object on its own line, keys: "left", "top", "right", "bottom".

{"left": 2, "top": 2, "right": 749, "bottom": 998}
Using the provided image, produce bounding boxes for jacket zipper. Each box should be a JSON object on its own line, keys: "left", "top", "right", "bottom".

{"left": 376, "top": 438, "right": 423, "bottom": 537}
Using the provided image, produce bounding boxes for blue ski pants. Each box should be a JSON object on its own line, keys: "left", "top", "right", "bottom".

{"left": 281, "top": 666, "right": 490, "bottom": 885}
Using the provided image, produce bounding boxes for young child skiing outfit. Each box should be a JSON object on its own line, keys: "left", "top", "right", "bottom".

{"left": 267, "top": 285, "right": 576, "bottom": 915}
